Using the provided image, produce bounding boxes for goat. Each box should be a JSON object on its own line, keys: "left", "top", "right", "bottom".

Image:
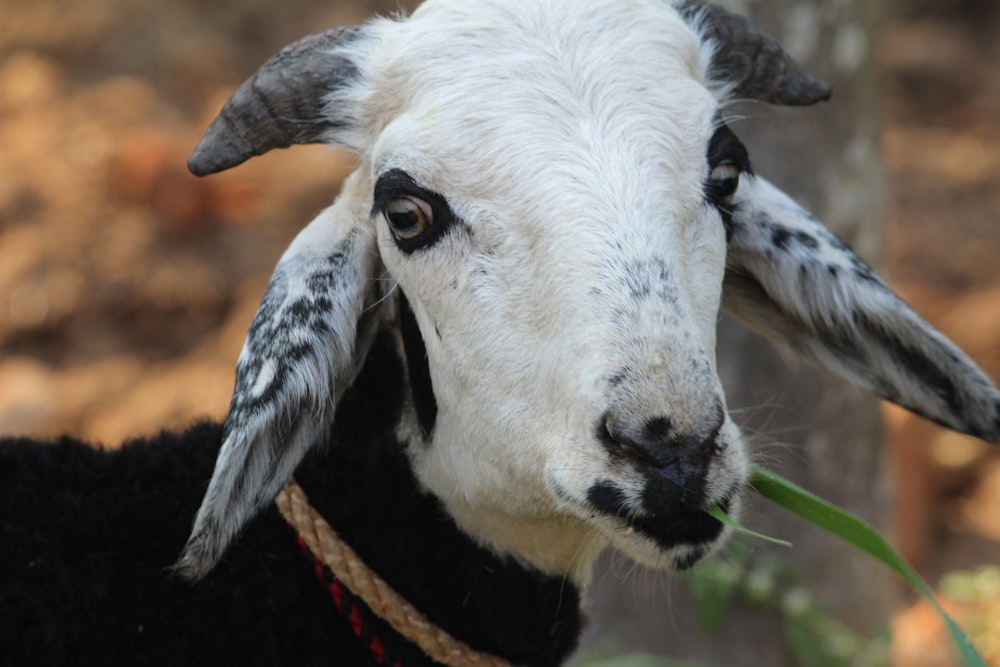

{"left": 3, "top": 1, "right": 998, "bottom": 665}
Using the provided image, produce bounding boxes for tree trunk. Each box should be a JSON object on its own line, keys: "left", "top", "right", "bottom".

{"left": 577, "top": 2, "right": 891, "bottom": 664}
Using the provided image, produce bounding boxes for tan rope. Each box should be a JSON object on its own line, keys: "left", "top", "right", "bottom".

{"left": 275, "top": 479, "right": 515, "bottom": 667}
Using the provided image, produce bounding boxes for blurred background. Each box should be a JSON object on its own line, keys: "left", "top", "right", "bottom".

{"left": 0, "top": 0, "right": 997, "bottom": 664}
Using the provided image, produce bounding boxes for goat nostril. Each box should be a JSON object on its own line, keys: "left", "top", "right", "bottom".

{"left": 598, "top": 415, "right": 654, "bottom": 466}
{"left": 597, "top": 418, "right": 632, "bottom": 458}
{"left": 598, "top": 413, "right": 676, "bottom": 468}
{"left": 597, "top": 410, "right": 725, "bottom": 470}
{"left": 642, "top": 416, "right": 673, "bottom": 446}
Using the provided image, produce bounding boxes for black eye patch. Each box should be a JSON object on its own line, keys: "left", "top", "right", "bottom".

{"left": 372, "top": 169, "right": 458, "bottom": 253}
{"left": 705, "top": 122, "right": 752, "bottom": 240}
{"left": 706, "top": 123, "right": 751, "bottom": 176}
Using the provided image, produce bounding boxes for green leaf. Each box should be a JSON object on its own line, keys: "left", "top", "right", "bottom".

{"left": 705, "top": 505, "right": 792, "bottom": 547}
{"left": 749, "top": 464, "right": 987, "bottom": 667}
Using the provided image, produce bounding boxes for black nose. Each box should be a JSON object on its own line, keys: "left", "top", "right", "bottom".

{"left": 597, "top": 409, "right": 725, "bottom": 505}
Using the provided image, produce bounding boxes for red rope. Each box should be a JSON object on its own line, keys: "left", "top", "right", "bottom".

{"left": 295, "top": 533, "right": 405, "bottom": 667}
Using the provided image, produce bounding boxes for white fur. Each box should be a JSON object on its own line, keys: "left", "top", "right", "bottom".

{"left": 356, "top": 0, "right": 746, "bottom": 578}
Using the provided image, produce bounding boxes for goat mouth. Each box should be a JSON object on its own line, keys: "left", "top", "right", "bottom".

{"left": 586, "top": 480, "right": 735, "bottom": 558}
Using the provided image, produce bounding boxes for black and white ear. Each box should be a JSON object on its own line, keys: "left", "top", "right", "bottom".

{"left": 175, "top": 174, "right": 385, "bottom": 580}
{"left": 722, "top": 175, "right": 1000, "bottom": 443}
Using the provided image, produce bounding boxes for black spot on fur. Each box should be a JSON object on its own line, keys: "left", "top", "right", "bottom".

{"left": 227, "top": 244, "right": 357, "bottom": 430}
{"left": 675, "top": 546, "right": 710, "bottom": 571}
{"left": 821, "top": 233, "right": 881, "bottom": 285}
{"left": 853, "top": 264, "right": 880, "bottom": 284}
{"left": 587, "top": 480, "right": 631, "bottom": 514}
{"left": 399, "top": 292, "right": 438, "bottom": 439}
{"left": 586, "top": 479, "right": 727, "bottom": 554}
{"left": 619, "top": 258, "right": 678, "bottom": 305}
{"left": 854, "top": 311, "right": 963, "bottom": 418}
{"left": 811, "top": 306, "right": 968, "bottom": 428}
{"left": 607, "top": 372, "right": 626, "bottom": 387}
{"left": 813, "top": 317, "right": 869, "bottom": 369}
{"left": 770, "top": 226, "right": 819, "bottom": 252}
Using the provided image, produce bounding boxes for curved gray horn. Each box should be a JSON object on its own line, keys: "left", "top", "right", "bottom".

{"left": 189, "top": 26, "right": 363, "bottom": 177}
{"left": 676, "top": 1, "right": 832, "bottom": 106}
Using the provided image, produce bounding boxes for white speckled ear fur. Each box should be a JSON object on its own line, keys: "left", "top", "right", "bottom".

{"left": 175, "top": 173, "right": 385, "bottom": 580}
{"left": 723, "top": 175, "right": 1000, "bottom": 443}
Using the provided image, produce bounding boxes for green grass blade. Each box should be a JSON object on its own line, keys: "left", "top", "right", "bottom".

{"left": 749, "top": 464, "right": 987, "bottom": 667}
{"left": 705, "top": 505, "right": 792, "bottom": 547}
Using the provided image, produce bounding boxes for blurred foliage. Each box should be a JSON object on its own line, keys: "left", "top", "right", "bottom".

{"left": 940, "top": 567, "right": 1000, "bottom": 664}
{"left": 684, "top": 542, "right": 892, "bottom": 667}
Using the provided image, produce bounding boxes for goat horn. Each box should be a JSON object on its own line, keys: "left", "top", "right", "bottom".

{"left": 676, "top": 1, "right": 832, "bottom": 106}
{"left": 188, "top": 26, "right": 362, "bottom": 177}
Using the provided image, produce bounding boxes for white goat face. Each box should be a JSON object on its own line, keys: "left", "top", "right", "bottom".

{"left": 176, "top": 0, "right": 1000, "bottom": 584}
{"left": 366, "top": 3, "right": 745, "bottom": 574}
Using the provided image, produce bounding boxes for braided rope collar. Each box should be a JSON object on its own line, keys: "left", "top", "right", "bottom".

{"left": 275, "top": 480, "right": 514, "bottom": 667}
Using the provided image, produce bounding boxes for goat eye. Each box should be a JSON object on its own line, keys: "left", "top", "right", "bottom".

{"left": 708, "top": 161, "right": 740, "bottom": 201}
{"left": 384, "top": 196, "right": 433, "bottom": 240}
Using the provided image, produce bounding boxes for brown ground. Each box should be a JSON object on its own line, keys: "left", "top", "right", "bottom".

{"left": 0, "top": 1, "right": 997, "bottom": 664}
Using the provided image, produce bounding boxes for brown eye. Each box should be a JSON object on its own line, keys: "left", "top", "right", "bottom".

{"left": 708, "top": 161, "right": 740, "bottom": 201}
{"left": 383, "top": 196, "right": 433, "bottom": 240}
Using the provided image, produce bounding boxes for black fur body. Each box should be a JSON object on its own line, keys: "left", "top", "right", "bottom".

{"left": 0, "top": 333, "right": 582, "bottom": 667}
